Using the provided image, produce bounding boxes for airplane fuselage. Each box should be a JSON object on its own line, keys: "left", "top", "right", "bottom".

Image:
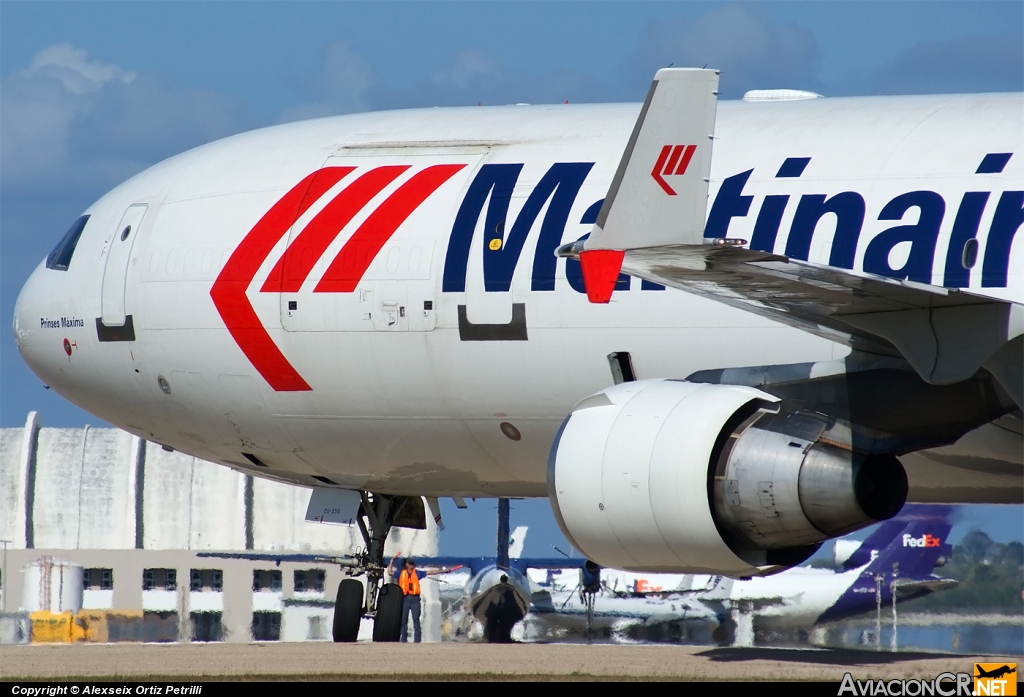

{"left": 14, "top": 93, "right": 1023, "bottom": 497}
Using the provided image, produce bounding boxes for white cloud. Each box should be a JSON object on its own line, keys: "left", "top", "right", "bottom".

{"left": 24, "top": 43, "right": 136, "bottom": 95}
{"left": 1, "top": 44, "right": 252, "bottom": 196}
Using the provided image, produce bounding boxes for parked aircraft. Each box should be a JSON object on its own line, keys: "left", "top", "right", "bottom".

{"left": 525, "top": 505, "right": 956, "bottom": 645}
{"left": 14, "top": 67, "right": 1021, "bottom": 641}
{"left": 416, "top": 503, "right": 589, "bottom": 643}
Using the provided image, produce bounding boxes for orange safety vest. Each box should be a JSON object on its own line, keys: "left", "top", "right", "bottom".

{"left": 399, "top": 568, "right": 420, "bottom": 596}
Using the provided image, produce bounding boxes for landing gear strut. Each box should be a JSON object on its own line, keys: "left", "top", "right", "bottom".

{"left": 332, "top": 492, "right": 426, "bottom": 643}
{"left": 580, "top": 560, "right": 601, "bottom": 643}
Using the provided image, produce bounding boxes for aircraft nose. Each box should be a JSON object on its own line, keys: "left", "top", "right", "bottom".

{"left": 14, "top": 262, "right": 50, "bottom": 377}
{"left": 13, "top": 260, "right": 81, "bottom": 390}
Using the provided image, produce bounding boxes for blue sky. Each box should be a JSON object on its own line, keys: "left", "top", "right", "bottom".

{"left": 1, "top": 1, "right": 1021, "bottom": 553}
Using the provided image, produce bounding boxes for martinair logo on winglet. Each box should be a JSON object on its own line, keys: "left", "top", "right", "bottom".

{"left": 902, "top": 533, "right": 941, "bottom": 548}
{"left": 651, "top": 144, "right": 697, "bottom": 195}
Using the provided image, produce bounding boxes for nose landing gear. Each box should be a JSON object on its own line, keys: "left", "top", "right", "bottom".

{"left": 197, "top": 490, "right": 427, "bottom": 643}
{"left": 332, "top": 578, "right": 363, "bottom": 642}
{"left": 331, "top": 492, "right": 427, "bottom": 643}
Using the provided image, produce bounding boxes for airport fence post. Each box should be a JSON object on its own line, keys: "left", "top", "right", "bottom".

{"left": 1, "top": 540, "right": 8, "bottom": 614}
{"left": 874, "top": 573, "right": 883, "bottom": 651}
{"left": 890, "top": 563, "right": 899, "bottom": 653}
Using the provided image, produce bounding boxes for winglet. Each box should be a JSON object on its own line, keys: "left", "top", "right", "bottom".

{"left": 557, "top": 68, "right": 719, "bottom": 303}
{"left": 579, "top": 250, "right": 625, "bottom": 303}
{"left": 585, "top": 68, "right": 719, "bottom": 252}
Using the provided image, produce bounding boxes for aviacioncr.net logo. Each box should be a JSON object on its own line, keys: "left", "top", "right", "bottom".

{"left": 974, "top": 664, "right": 1017, "bottom": 696}
{"left": 839, "top": 672, "right": 973, "bottom": 696}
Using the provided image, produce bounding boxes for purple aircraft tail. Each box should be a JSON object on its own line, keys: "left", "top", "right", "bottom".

{"left": 842, "top": 504, "right": 954, "bottom": 572}
{"left": 819, "top": 504, "right": 956, "bottom": 624}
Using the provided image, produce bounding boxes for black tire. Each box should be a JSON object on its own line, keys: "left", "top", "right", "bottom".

{"left": 333, "top": 579, "right": 363, "bottom": 642}
{"left": 483, "top": 616, "right": 515, "bottom": 644}
{"left": 372, "top": 583, "right": 404, "bottom": 642}
{"left": 712, "top": 617, "right": 736, "bottom": 646}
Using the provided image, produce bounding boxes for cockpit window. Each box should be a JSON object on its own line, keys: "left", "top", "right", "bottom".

{"left": 46, "top": 215, "right": 90, "bottom": 271}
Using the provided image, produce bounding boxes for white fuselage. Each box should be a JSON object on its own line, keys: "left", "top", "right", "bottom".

{"left": 530, "top": 566, "right": 866, "bottom": 631}
{"left": 13, "top": 94, "right": 1023, "bottom": 497}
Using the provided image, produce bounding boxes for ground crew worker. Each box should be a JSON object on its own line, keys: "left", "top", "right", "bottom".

{"left": 388, "top": 554, "right": 449, "bottom": 643}
{"left": 397, "top": 558, "right": 422, "bottom": 642}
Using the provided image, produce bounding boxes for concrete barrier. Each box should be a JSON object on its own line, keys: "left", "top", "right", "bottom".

{"left": 29, "top": 610, "right": 156, "bottom": 643}
{"left": 0, "top": 613, "right": 31, "bottom": 644}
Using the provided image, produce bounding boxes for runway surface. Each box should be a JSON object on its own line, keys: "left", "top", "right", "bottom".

{"left": 2, "top": 643, "right": 1017, "bottom": 681}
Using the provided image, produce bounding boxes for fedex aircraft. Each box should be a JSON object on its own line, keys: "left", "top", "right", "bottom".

{"left": 12, "top": 69, "right": 1022, "bottom": 641}
{"left": 526, "top": 505, "right": 956, "bottom": 645}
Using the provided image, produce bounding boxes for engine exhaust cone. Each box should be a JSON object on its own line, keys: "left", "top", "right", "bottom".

{"left": 854, "top": 453, "right": 908, "bottom": 521}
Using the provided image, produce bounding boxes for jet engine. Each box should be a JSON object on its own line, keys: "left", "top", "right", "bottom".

{"left": 548, "top": 380, "right": 907, "bottom": 577}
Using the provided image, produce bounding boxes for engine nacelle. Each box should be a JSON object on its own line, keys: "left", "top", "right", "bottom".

{"left": 548, "top": 380, "right": 907, "bottom": 577}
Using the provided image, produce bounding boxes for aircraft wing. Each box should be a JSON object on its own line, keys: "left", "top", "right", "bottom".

{"left": 893, "top": 578, "right": 958, "bottom": 597}
{"left": 400, "top": 556, "right": 481, "bottom": 574}
{"left": 562, "top": 68, "right": 1023, "bottom": 408}
{"left": 394, "top": 556, "right": 591, "bottom": 577}
{"left": 511, "top": 558, "right": 591, "bottom": 570}
{"left": 196, "top": 551, "right": 359, "bottom": 566}
{"left": 620, "top": 244, "right": 1018, "bottom": 387}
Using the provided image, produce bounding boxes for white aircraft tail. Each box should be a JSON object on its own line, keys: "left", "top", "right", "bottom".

{"left": 508, "top": 526, "right": 528, "bottom": 560}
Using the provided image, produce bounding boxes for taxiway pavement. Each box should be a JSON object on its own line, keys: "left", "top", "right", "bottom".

{"left": 2, "top": 643, "right": 1017, "bottom": 681}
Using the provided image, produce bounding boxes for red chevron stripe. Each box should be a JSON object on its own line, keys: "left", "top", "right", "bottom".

{"left": 675, "top": 144, "right": 697, "bottom": 175}
{"left": 314, "top": 164, "right": 465, "bottom": 293}
{"left": 663, "top": 145, "right": 684, "bottom": 176}
{"left": 261, "top": 166, "right": 409, "bottom": 293}
{"left": 210, "top": 166, "right": 353, "bottom": 392}
{"left": 651, "top": 145, "right": 675, "bottom": 195}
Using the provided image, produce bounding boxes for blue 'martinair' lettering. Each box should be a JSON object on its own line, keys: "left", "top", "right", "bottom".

{"left": 750, "top": 157, "right": 868, "bottom": 267}
{"left": 943, "top": 192, "right": 990, "bottom": 288}
{"left": 864, "top": 191, "right": 945, "bottom": 283}
{"left": 705, "top": 154, "right": 1022, "bottom": 289}
{"left": 443, "top": 162, "right": 592, "bottom": 293}
{"left": 704, "top": 170, "right": 753, "bottom": 240}
{"left": 749, "top": 195, "right": 788, "bottom": 252}
{"left": 786, "top": 193, "right": 866, "bottom": 269}
{"left": 983, "top": 191, "right": 1024, "bottom": 287}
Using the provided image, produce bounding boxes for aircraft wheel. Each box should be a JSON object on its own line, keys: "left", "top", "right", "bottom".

{"left": 333, "top": 579, "right": 363, "bottom": 642}
{"left": 372, "top": 583, "right": 404, "bottom": 642}
{"left": 712, "top": 617, "right": 736, "bottom": 646}
{"left": 483, "top": 617, "right": 514, "bottom": 644}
